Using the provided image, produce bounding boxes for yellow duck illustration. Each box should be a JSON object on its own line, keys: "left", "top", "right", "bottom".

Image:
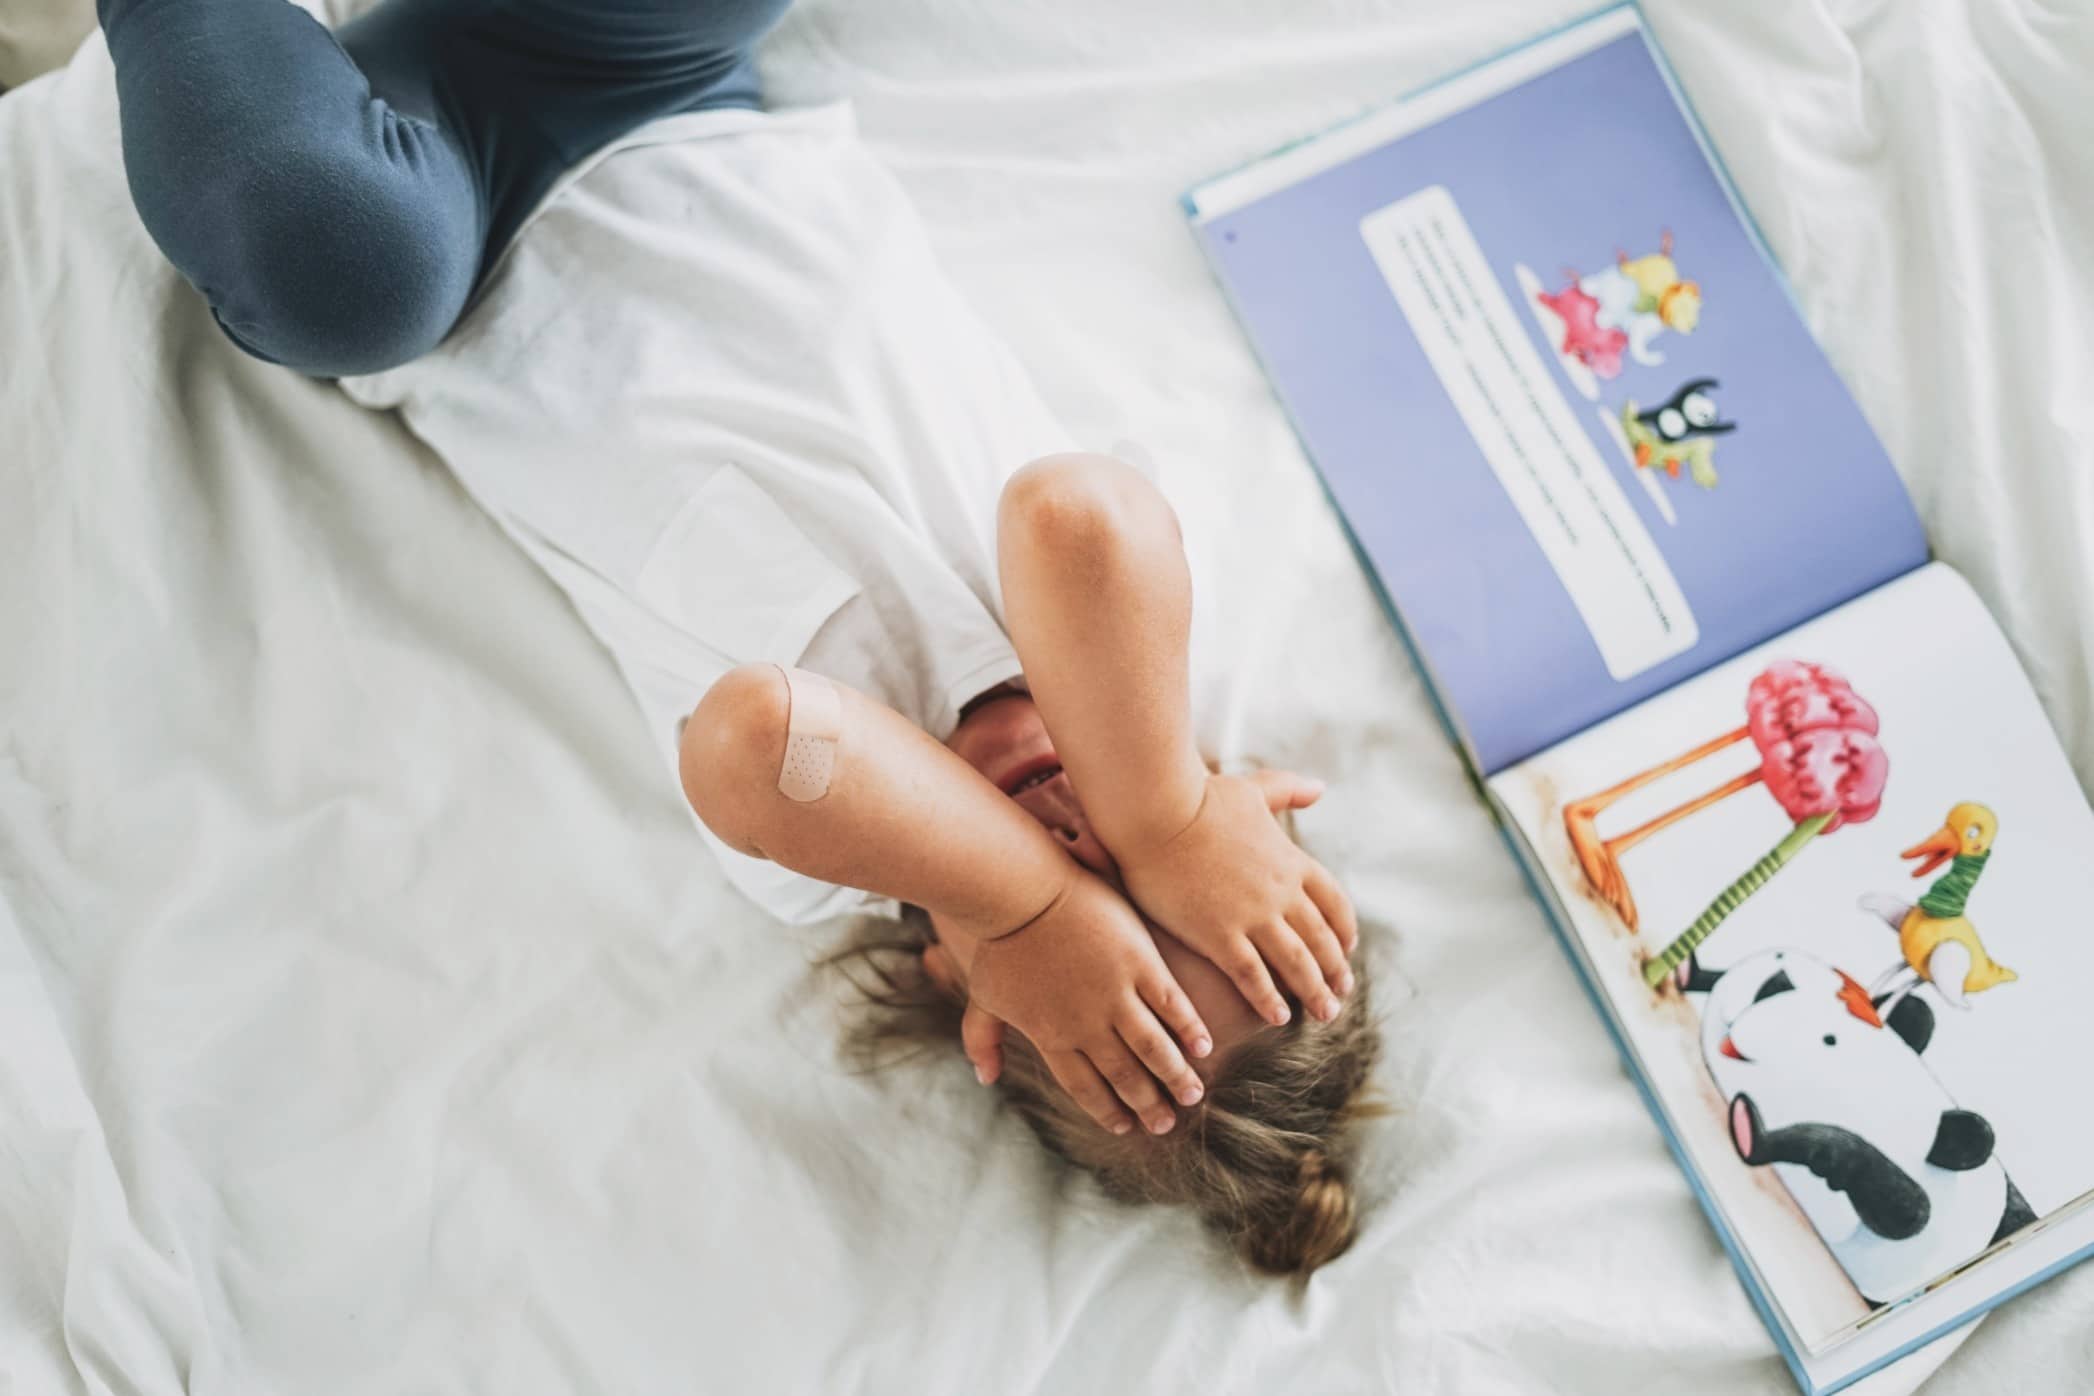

{"left": 1619, "top": 231, "right": 1702, "bottom": 334}
{"left": 1861, "top": 802, "right": 2017, "bottom": 1012}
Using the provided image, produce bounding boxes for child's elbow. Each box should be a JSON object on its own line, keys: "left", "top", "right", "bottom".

{"left": 999, "top": 452, "right": 1171, "bottom": 559}
{"left": 678, "top": 662, "right": 792, "bottom": 856}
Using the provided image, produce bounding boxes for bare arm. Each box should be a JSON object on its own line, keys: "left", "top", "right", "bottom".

{"left": 678, "top": 664, "right": 1209, "bottom": 1133}
{"left": 998, "top": 454, "right": 1358, "bottom": 1023}
{"left": 680, "top": 663, "right": 1069, "bottom": 943}
{"left": 994, "top": 454, "right": 1208, "bottom": 852}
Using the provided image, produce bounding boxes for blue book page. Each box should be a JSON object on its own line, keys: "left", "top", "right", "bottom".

{"left": 1189, "top": 7, "right": 1926, "bottom": 776}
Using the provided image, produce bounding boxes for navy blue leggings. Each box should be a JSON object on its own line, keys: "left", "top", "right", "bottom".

{"left": 98, "top": 0, "right": 791, "bottom": 377}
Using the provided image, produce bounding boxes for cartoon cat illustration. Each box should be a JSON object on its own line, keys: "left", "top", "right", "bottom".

{"left": 1620, "top": 376, "right": 1734, "bottom": 487}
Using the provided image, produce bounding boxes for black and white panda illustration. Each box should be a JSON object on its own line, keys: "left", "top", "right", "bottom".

{"left": 1676, "top": 948, "right": 2036, "bottom": 1306}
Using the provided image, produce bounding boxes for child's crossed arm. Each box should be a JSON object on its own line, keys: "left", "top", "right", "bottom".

{"left": 679, "top": 665, "right": 1210, "bottom": 1136}
{"left": 998, "top": 454, "right": 1359, "bottom": 1027}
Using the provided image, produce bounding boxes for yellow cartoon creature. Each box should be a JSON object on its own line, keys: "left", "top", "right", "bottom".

{"left": 1862, "top": 802, "right": 2017, "bottom": 1013}
{"left": 1619, "top": 231, "right": 1702, "bottom": 335}
{"left": 1577, "top": 229, "right": 1703, "bottom": 370}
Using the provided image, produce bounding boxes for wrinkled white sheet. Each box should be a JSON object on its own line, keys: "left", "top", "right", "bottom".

{"left": 0, "top": 0, "right": 91, "bottom": 90}
{"left": 3, "top": 2, "right": 2089, "bottom": 1392}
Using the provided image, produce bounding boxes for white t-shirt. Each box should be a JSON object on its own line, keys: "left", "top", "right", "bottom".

{"left": 343, "top": 105, "right": 1077, "bottom": 923}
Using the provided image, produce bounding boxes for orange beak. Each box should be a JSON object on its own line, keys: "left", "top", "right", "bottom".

{"left": 1902, "top": 824, "right": 1961, "bottom": 879}
{"left": 1836, "top": 972, "right": 1884, "bottom": 1028}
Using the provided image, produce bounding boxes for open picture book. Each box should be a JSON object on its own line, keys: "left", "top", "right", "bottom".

{"left": 1185, "top": 7, "right": 2094, "bottom": 1394}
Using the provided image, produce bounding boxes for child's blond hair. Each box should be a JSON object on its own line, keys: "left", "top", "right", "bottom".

{"left": 828, "top": 908, "right": 1383, "bottom": 1275}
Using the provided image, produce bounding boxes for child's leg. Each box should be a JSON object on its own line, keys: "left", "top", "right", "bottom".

{"left": 350, "top": 0, "right": 794, "bottom": 274}
{"left": 100, "top": 0, "right": 792, "bottom": 379}
{"left": 99, "top": 0, "right": 483, "bottom": 377}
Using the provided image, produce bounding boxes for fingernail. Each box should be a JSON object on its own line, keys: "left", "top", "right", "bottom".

{"left": 1179, "top": 1083, "right": 1204, "bottom": 1106}
{"left": 1319, "top": 997, "right": 1340, "bottom": 1022}
{"left": 1340, "top": 970, "right": 1355, "bottom": 994}
{"left": 975, "top": 1064, "right": 992, "bottom": 1086}
{"left": 1110, "top": 1119, "right": 1133, "bottom": 1135}
{"left": 1268, "top": 1004, "right": 1292, "bottom": 1026}
{"left": 1149, "top": 1115, "right": 1175, "bottom": 1135}
{"left": 1190, "top": 1035, "right": 1213, "bottom": 1059}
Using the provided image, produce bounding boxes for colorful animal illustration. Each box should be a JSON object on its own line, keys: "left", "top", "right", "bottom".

{"left": 1677, "top": 947, "right": 2035, "bottom": 1306}
{"left": 1534, "top": 280, "right": 1627, "bottom": 379}
{"left": 1620, "top": 376, "right": 1734, "bottom": 488}
{"left": 1862, "top": 802, "right": 2017, "bottom": 1013}
{"left": 1563, "top": 662, "right": 1889, "bottom": 984}
{"left": 1594, "top": 230, "right": 1703, "bottom": 365}
{"left": 1534, "top": 230, "right": 1704, "bottom": 383}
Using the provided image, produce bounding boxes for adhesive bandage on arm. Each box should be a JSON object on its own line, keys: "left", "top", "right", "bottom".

{"left": 776, "top": 666, "right": 842, "bottom": 802}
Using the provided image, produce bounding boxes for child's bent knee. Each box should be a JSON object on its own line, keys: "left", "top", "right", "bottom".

{"left": 138, "top": 132, "right": 476, "bottom": 377}
{"left": 212, "top": 152, "right": 476, "bottom": 375}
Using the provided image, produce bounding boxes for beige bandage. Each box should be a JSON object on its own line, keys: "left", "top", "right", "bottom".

{"left": 776, "top": 666, "right": 842, "bottom": 802}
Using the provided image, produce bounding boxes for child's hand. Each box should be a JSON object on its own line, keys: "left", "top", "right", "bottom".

{"left": 961, "top": 867, "right": 1213, "bottom": 1136}
{"left": 1116, "top": 770, "right": 1357, "bottom": 1027}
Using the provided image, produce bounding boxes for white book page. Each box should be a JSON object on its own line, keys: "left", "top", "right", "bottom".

{"left": 1489, "top": 562, "right": 2094, "bottom": 1366}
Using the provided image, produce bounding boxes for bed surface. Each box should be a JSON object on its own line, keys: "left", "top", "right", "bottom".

{"left": 4, "top": 1, "right": 2091, "bottom": 1392}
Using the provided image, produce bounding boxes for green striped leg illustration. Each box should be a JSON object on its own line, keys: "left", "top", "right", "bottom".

{"left": 1643, "top": 813, "right": 1834, "bottom": 987}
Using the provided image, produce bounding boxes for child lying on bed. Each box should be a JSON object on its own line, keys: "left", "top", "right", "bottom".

{"left": 679, "top": 454, "right": 1383, "bottom": 1272}
{"left": 103, "top": 0, "right": 1384, "bottom": 1274}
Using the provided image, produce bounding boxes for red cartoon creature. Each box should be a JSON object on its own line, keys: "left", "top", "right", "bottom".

{"left": 1535, "top": 280, "right": 1627, "bottom": 379}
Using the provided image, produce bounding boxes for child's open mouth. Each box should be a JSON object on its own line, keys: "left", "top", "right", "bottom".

{"left": 1000, "top": 754, "right": 1063, "bottom": 796}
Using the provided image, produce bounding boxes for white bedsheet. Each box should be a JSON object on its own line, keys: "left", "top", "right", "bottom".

{"left": 3, "top": 2, "right": 2089, "bottom": 1392}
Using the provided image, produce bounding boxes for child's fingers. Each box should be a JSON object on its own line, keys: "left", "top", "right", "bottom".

{"left": 1306, "top": 863, "right": 1359, "bottom": 954}
{"left": 1220, "top": 939, "right": 1292, "bottom": 1027}
{"left": 1118, "top": 1002, "right": 1204, "bottom": 1108}
{"left": 1140, "top": 973, "right": 1213, "bottom": 1060}
{"left": 1249, "top": 768, "right": 1327, "bottom": 815}
{"left": 1089, "top": 1039, "right": 1177, "bottom": 1135}
{"left": 1043, "top": 1050, "right": 1136, "bottom": 1136}
{"left": 1289, "top": 899, "right": 1353, "bottom": 1001}
{"left": 960, "top": 1001, "right": 1006, "bottom": 1086}
{"left": 1254, "top": 919, "right": 1339, "bottom": 1023}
